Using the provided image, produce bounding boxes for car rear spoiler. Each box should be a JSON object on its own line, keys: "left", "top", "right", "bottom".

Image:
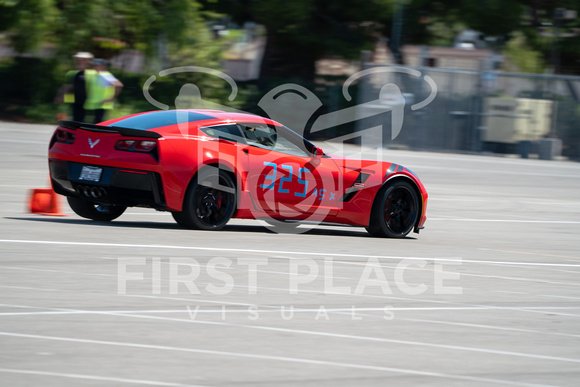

{"left": 58, "top": 120, "right": 162, "bottom": 139}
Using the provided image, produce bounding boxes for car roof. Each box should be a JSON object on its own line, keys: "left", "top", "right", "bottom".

{"left": 104, "top": 109, "right": 281, "bottom": 131}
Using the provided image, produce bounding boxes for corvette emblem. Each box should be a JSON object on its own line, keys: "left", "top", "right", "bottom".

{"left": 88, "top": 138, "right": 100, "bottom": 149}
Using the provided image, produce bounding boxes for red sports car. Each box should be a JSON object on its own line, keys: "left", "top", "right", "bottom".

{"left": 48, "top": 109, "right": 427, "bottom": 237}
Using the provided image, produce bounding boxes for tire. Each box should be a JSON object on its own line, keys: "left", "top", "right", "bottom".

{"left": 366, "top": 180, "right": 419, "bottom": 238}
{"left": 171, "top": 211, "right": 186, "bottom": 227}
{"left": 176, "top": 168, "right": 236, "bottom": 230}
{"left": 67, "top": 196, "right": 126, "bottom": 222}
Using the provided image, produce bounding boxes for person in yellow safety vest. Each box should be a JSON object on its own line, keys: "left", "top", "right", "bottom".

{"left": 85, "top": 58, "right": 124, "bottom": 124}
{"left": 54, "top": 52, "right": 95, "bottom": 122}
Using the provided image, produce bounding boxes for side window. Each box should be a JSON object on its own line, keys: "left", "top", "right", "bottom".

{"left": 240, "top": 124, "right": 277, "bottom": 150}
{"left": 200, "top": 124, "right": 245, "bottom": 144}
{"left": 240, "top": 124, "right": 310, "bottom": 157}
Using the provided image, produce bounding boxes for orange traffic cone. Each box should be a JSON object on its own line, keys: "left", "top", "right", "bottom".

{"left": 28, "top": 186, "right": 66, "bottom": 216}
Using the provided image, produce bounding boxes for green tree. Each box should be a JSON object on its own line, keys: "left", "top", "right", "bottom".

{"left": 404, "top": 0, "right": 525, "bottom": 45}
{"left": 0, "top": 0, "right": 234, "bottom": 122}
{"left": 0, "top": 0, "right": 212, "bottom": 61}
{"left": 204, "top": 0, "right": 534, "bottom": 81}
{"left": 204, "top": 0, "right": 395, "bottom": 82}
{"left": 409, "top": 0, "right": 580, "bottom": 74}
{"left": 0, "top": 0, "right": 56, "bottom": 52}
{"left": 519, "top": 0, "right": 580, "bottom": 74}
{"left": 503, "top": 31, "right": 544, "bottom": 73}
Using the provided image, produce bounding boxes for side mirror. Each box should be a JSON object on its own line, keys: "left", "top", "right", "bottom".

{"left": 312, "top": 146, "right": 324, "bottom": 160}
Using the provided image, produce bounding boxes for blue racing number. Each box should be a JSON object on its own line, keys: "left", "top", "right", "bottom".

{"left": 295, "top": 168, "right": 309, "bottom": 198}
{"left": 260, "top": 162, "right": 277, "bottom": 190}
{"left": 278, "top": 165, "right": 293, "bottom": 193}
{"left": 260, "top": 162, "right": 333, "bottom": 201}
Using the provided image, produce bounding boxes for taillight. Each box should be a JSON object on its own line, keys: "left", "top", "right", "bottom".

{"left": 115, "top": 139, "right": 158, "bottom": 155}
{"left": 115, "top": 140, "right": 135, "bottom": 150}
{"left": 54, "top": 129, "right": 76, "bottom": 144}
{"left": 133, "top": 140, "right": 157, "bottom": 152}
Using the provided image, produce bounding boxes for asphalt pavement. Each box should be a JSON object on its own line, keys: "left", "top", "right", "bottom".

{"left": 1, "top": 121, "right": 580, "bottom": 386}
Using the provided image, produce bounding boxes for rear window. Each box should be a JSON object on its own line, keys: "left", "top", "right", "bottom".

{"left": 112, "top": 111, "right": 216, "bottom": 130}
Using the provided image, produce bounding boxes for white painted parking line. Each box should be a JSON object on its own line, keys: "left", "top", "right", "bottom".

{"left": 0, "top": 331, "right": 557, "bottom": 386}
{"left": 245, "top": 260, "right": 580, "bottom": 289}
{"left": 398, "top": 317, "right": 580, "bottom": 339}
{"left": 492, "top": 289, "right": 580, "bottom": 301}
{"left": 0, "top": 285, "right": 273, "bottom": 310}
{"left": 368, "top": 150, "right": 580, "bottom": 169}
{"left": 3, "top": 306, "right": 580, "bottom": 317}
{"left": 429, "top": 218, "right": 580, "bottom": 224}
{"left": 416, "top": 164, "right": 580, "bottom": 178}
{"left": 3, "top": 261, "right": 580, "bottom": 317}
{"left": 0, "top": 368, "right": 200, "bottom": 386}
{"left": 1, "top": 303, "right": 580, "bottom": 367}
{"left": 4, "top": 284, "right": 580, "bottom": 341}
{"left": 552, "top": 268, "right": 580, "bottom": 274}
{"left": 4, "top": 285, "right": 580, "bottom": 349}
{"left": 430, "top": 197, "right": 580, "bottom": 205}
{"left": 3, "top": 250, "right": 580, "bottom": 313}
{"left": 1, "top": 239, "right": 579, "bottom": 267}
{"left": 0, "top": 139, "right": 47, "bottom": 144}
{"left": 0, "top": 307, "right": 497, "bottom": 316}
{"left": 3, "top": 258, "right": 580, "bottom": 321}
{"left": 0, "top": 265, "right": 116, "bottom": 277}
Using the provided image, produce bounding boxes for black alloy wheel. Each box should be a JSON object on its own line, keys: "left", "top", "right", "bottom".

{"left": 175, "top": 169, "right": 236, "bottom": 230}
{"left": 366, "top": 180, "right": 419, "bottom": 238}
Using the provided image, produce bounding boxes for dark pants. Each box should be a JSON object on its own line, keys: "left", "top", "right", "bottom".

{"left": 71, "top": 104, "right": 85, "bottom": 122}
{"left": 93, "top": 109, "right": 106, "bottom": 124}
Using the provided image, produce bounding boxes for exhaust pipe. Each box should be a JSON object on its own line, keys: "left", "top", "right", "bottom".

{"left": 75, "top": 185, "right": 107, "bottom": 199}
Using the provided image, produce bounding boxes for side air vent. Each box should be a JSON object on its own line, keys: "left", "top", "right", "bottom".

{"left": 339, "top": 172, "right": 371, "bottom": 202}
{"left": 340, "top": 188, "right": 358, "bottom": 202}
{"left": 355, "top": 172, "right": 371, "bottom": 185}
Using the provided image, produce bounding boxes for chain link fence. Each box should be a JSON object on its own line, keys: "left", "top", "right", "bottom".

{"left": 354, "top": 64, "right": 580, "bottom": 160}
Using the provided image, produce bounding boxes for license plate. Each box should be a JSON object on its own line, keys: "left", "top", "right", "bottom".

{"left": 79, "top": 166, "right": 102, "bottom": 182}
